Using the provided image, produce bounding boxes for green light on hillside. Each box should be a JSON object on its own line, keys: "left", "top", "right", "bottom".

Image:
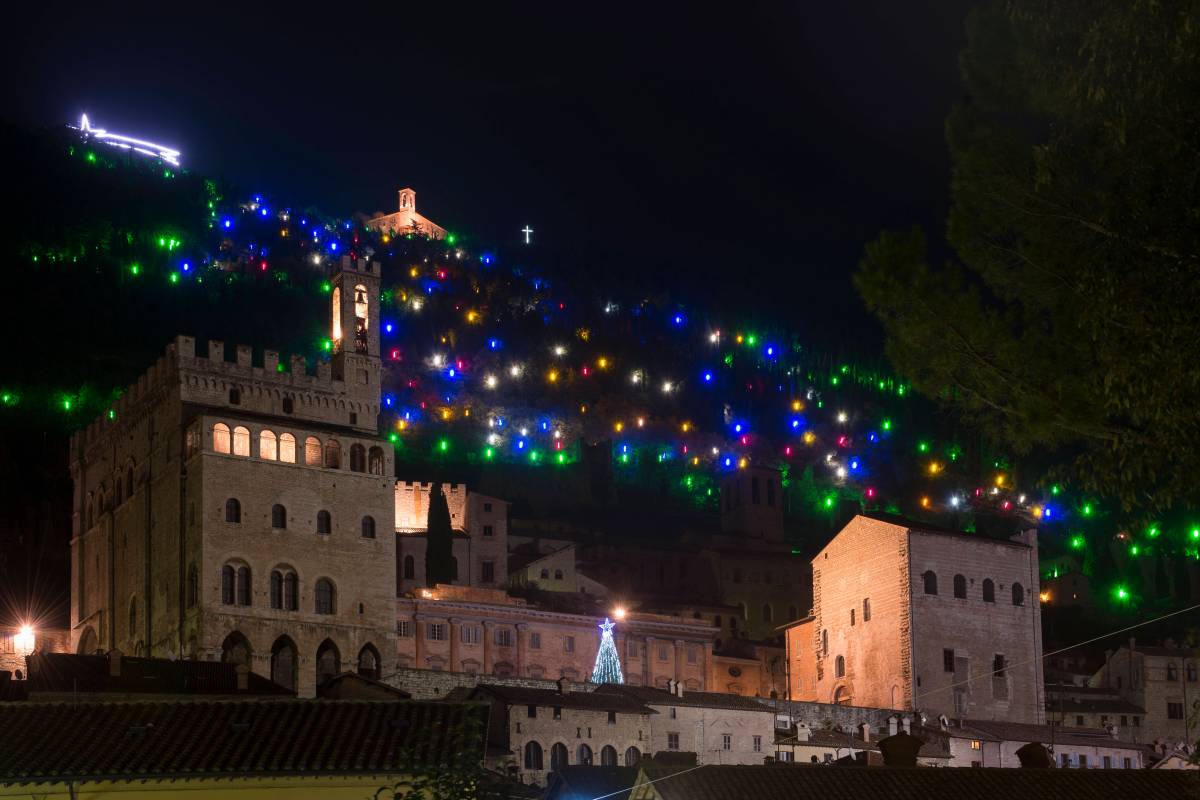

{"left": 830, "top": 376, "right": 839, "bottom": 386}
{"left": 321, "top": 339, "right": 332, "bottom": 352}
{"left": 438, "top": 439, "right": 449, "bottom": 452}
{"left": 881, "top": 418, "right": 892, "bottom": 431}
{"left": 447, "top": 233, "right": 457, "bottom": 245}
{"left": 1191, "top": 527, "right": 1200, "bottom": 540}
{"left": 1070, "top": 535, "right": 1085, "bottom": 549}
{"left": 388, "top": 433, "right": 398, "bottom": 443}
{"left": 169, "top": 273, "right": 179, "bottom": 284}
{"left": 1, "top": 393, "right": 17, "bottom": 407}
{"left": 1114, "top": 585, "right": 1129, "bottom": 602}
{"left": 86, "top": 151, "right": 96, "bottom": 163}
{"left": 1147, "top": 525, "right": 1160, "bottom": 538}
{"left": 484, "top": 447, "right": 494, "bottom": 460}
{"left": 129, "top": 264, "right": 140, "bottom": 276}
{"left": 1051, "top": 485, "right": 1061, "bottom": 496}
{"left": 1081, "top": 503, "right": 1093, "bottom": 517}
{"left": 917, "top": 441, "right": 929, "bottom": 453}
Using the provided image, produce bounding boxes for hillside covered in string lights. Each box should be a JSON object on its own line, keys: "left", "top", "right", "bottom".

{"left": 2, "top": 120, "right": 1196, "bottom": 626}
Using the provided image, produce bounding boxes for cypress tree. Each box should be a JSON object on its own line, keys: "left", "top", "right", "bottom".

{"left": 425, "top": 482, "right": 455, "bottom": 587}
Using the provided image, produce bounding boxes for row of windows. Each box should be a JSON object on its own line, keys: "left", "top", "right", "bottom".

{"left": 524, "top": 741, "right": 639, "bottom": 771}
{"left": 402, "top": 622, "right": 575, "bottom": 652}
{"left": 211, "top": 423, "right": 385, "bottom": 474}
{"left": 922, "top": 571, "right": 1025, "bottom": 606}
{"left": 220, "top": 632, "right": 381, "bottom": 689}
{"left": 224, "top": 499, "right": 376, "bottom": 538}
{"left": 220, "top": 564, "right": 338, "bottom": 614}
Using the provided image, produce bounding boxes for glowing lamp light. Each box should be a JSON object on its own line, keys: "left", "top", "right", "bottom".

{"left": 13, "top": 624, "right": 35, "bottom": 655}
{"left": 866, "top": 487, "right": 876, "bottom": 499}
{"left": 613, "top": 607, "right": 627, "bottom": 620}
{"left": 835, "top": 467, "right": 847, "bottom": 479}
{"left": 636, "top": 417, "right": 645, "bottom": 428}
{"left": 703, "top": 371, "right": 714, "bottom": 383}
{"left": 1192, "top": 527, "right": 1200, "bottom": 540}
{"left": 1081, "top": 503, "right": 1093, "bottom": 517}
{"left": 509, "top": 364, "right": 522, "bottom": 378}
{"left": 488, "top": 338, "right": 501, "bottom": 350}
{"left": 673, "top": 314, "right": 684, "bottom": 326}
{"left": 920, "top": 496, "right": 932, "bottom": 509}
{"left": 803, "top": 432, "right": 816, "bottom": 445}
{"left": 661, "top": 381, "right": 674, "bottom": 394}
{"left": 484, "top": 374, "right": 498, "bottom": 389}
{"left": 950, "top": 496, "right": 961, "bottom": 508}
{"left": 837, "top": 411, "right": 848, "bottom": 424}
{"left": 737, "top": 458, "right": 748, "bottom": 469}
{"left": 1114, "top": 586, "right": 1129, "bottom": 601}
{"left": 849, "top": 459, "right": 859, "bottom": 470}
{"left": 614, "top": 421, "right": 624, "bottom": 433}
{"left": 1039, "top": 592, "right": 1050, "bottom": 603}
{"left": 881, "top": 419, "right": 892, "bottom": 432}
{"left": 734, "top": 423, "right": 743, "bottom": 434}
{"left": 553, "top": 345, "right": 567, "bottom": 357}
{"left": 385, "top": 322, "right": 394, "bottom": 334}
{"left": 785, "top": 446, "right": 793, "bottom": 456}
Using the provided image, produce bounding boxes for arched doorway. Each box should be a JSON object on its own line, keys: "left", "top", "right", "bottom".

{"left": 625, "top": 746, "right": 640, "bottom": 766}
{"left": 357, "top": 643, "right": 381, "bottom": 680}
{"left": 220, "top": 631, "right": 252, "bottom": 667}
{"left": 577, "top": 743, "right": 593, "bottom": 766}
{"left": 270, "top": 635, "right": 298, "bottom": 693}
{"left": 601, "top": 745, "right": 617, "bottom": 766}
{"left": 76, "top": 627, "right": 98, "bottom": 655}
{"left": 550, "top": 742, "right": 568, "bottom": 771}
{"left": 316, "top": 639, "right": 341, "bottom": 687}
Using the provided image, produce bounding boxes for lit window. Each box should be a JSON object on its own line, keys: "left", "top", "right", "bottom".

{"left": 232, "top": 426, "right": 250, "bottom": 457}
{"left": 259, "top": 430, "right": 278, "bottom": 460}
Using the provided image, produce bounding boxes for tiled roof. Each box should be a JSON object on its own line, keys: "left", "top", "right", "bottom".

{"left": 26, "top": 653, "right": 291, "bottom": 696}
{"left": 594, "top": 684, "right": 773, "bottom": 712}
{"left": 784, "top": 729, "right": 951, "bottom": 759}
{"left": 472, "top": 684, "right": 655, "bottom": 714}
{"left": 637, "top": 764, "right": 1200, "bottom": 800}
{"left": 860, "top": 512, "right": 1031, "bottom": 548}
{"left": 950, "top": 719, "right": 1146, "bottom": 750}
{"left": 0, "top": 699, "right": 488, "bottom": 785}
{"left": 1051, "top": 696, "right": 1146, "bottom": 715}
{"left": 546, "top": 765, "right": 639, "bottom": 800}
{"left": 1133, "top": 645, "right": 1199, "bottom": 658}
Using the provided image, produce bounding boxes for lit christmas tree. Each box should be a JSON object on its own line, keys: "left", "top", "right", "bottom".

{"left": 590, "top": 617, "right": 624, "bottom": 684}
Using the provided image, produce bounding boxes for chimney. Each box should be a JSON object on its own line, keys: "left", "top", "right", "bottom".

{"left": 888, "top": 715, "right": 899, "bottom": 737}
{"left": 235, "top": 663, "right": 249, "bottom": 692}
{"left": 666, "top": 679, "right": 676, "bottom": 695}
{"left": 901, "top": 716, "right": 912, "bottom": 735}
{"left": 859, "top": 722, "right": 871, "bottom": 742}
{"left": 878, "top": 731, "right": 923, "bottom": 767}
{"left": 557, "top": 677, "right": 570, "bottom": 695}
{"left": 676, "top": 681, "right": 684, "bottom": 698}
{"left": 938, "top": 714, "right": 949, "bottom": 731}
{"left": 795, "top": 722, "right": 811, "bottom": 742}
{"left": 108, "top": 648, "right": 123, "bottom": 677}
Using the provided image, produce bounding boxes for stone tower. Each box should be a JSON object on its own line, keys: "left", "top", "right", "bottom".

{"left": 330, "top": 256, "right": 381, "bottom": 417}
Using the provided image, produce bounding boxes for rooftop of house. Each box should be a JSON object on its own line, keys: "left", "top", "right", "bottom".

{"left": 1047, "top": 696, "right": 1147, "bottom": 716}
{"left": 468, "top": 684, "right": 656, "bottom": 715}
{"left": 0, "top": 699, "right": 488, "bottom": 785}
{"left": 545, "top": 765, "right": 640, "bottom": 800}
{"left": 859, "top": 512, "right": 1032, "bottom": 549}
{"left": 634, "top": 763, "right": 1198, "bottom": 800}
{"left": 778, "top": 727, "right": 952, "bottom": 760}
{"left": 24, "top": 652, "right": 292, "bottom": 697}
{"left": 593, "top": 683, "right": 773, "bottom": 713}
{"left": 944, "top": 718, "right": 1149, "bottom": 751}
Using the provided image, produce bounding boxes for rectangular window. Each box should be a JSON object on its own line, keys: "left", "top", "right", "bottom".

{"left": 530, "top": 632, "right": 541, "bottom": 649}
{"left": 1133, "top": 716, "right": 1140, "bottom": 727}
{"left": 1168, "top": 702, "right": 1185, "bottom": 719}
{"left": 427, "top": 623, "right": 446, "bottom": 641}
{"left": 944, "top": 649, "right": 955, "bottom": 673}
{"left": 608, "top": 711, "right": 617, "bottom": 724}
{"left": 527, "top": 705, "right": 537, "bottom": 719}
{"left": 397, "top": 620, "right": 412, "bottom": 637}
{"left": 1078, "top": 755, "right": 1087, "bottom": 768}
{"left": 483, "top": 502, "right": 492, "bottom": 512}
{"left": 687, "top": 648, "right": 697, "bottom": 665}
{"left": 1076, "top": 715, "right": 1085, "bottom": 726}
{"left": 1103, "top": 756, "right": 1112, "bottom": 769}
{"left": 753, "top": 735, "right": 762, "bottom": 752}
{"left": 495, "top": 628, "right": 512, "bottom": 647}
{"left": 993, "top": 654, "right": 1006, "bottom": 677}
{"left": 667, "top": 733, "right": 680, "bottom": 751}
{"left": 481, "top": 561, "right": 495, "bottom": 582}
{"left": 553, "top": 706, "right": 561, "bottom": 720}
{"left": 483, "top": 524, "right": 494, "bottom": 537}
{"left": 564, "top": 636, "right": 575, "bottom": 653}
{"left": 460, "top": 626, "right": 480, "bottom": 645}
{"left": 850, "top": 608, "right": 855, "bottom": 626}
{"left": 1123, "top": 758, "right": 1132, "bottom": 769}
{"left": 669, "top": 707, "right": 677, "bottom": 719}
{"left": 722, "top": 734, "right": 732, "bottom": 751}
{"left": 658, "top": 645, "right": 668, "bottom": 662}
{"left": 971, "top": 761, "right": 982, "bottom": 768}
{"left": 1061, "top": 753, "right": 1071, "bottom": 768}
{"left": 863, "top": 598, "right": 871, "bottom": 622}
{"left": 1120, "top": 715, "right": 1128, "bottom": 726}
{"left": 970, "top": 740, "right": 981, "bottom": 750}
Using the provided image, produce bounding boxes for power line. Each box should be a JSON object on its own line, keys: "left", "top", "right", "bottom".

{"left": 590, "top": 763, "right": 706, "bottom": 800}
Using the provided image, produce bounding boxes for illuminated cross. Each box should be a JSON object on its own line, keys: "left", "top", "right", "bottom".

{"left": 522, "top": 225, "right": 534, "bottom": 244}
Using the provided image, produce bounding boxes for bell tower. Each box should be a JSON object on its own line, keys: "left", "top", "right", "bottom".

{"left": 330, "top": 256, "right": 381, "bottom": 419}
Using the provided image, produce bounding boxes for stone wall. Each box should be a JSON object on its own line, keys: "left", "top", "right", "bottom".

{"left": 383, "top": 664, "right": 594, "bottom": 700}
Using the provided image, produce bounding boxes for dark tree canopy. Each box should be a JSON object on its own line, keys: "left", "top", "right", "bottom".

{"left": 425, "top": 482, "right": 455, "bottom": 587}
{"left": 856, "top": 0, "right": 1200, "bottom": 513}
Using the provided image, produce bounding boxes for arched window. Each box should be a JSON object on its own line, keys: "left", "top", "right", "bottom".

{"left": 835, "top": 655, "right": 846, "bottom": 678}
{"left": 232, "top": 426, "right": 251, "bottom": 457}
{"left": 284, "top": 572, "right": 298, "bottom": 611}
{"left": 279, "top": 433, "right": 296, "bottom": 463}
{"left": 982, "top": 579, "right": 995, "bottom": 603}
{"left": 332, "top": 285, "right": 343, "bottom": 343}
{"left": 324, "top": 439, "right": 341, "bottom": 469}
{"left": 540, "top": 569, "right": 550, "bottom": 579}
{"left": 368, "top": 446, "right": 385, "bottom": 475}
{"left": 129, "top": 597, "right": 138, "bottom": 637}
{"left": 353, "top": 283, "right": 369, "bottom": 354}
{"left": 271, "top": 635, "right": 297, "bottom": 692}
{"left": 361, "top": 515, "right": 376, "bottom": 539}
{"left": 317, "top": 510, "right": 331, "bottom": 535}
{"left": 272, "top": 504, "right": 287, "bottom": 529}
{"left": 304, "top": 437, "right": 322, "bottom": 466}
{"left": 259, "top": 430, "right": 278, "bottom": 460}
{"left": 1012, "top": 583, "right": 1025, "bottom": 606}
{"left": 357, "top": 643, "right": 381, "bottom": 680}
{"left": 270, "top": 571, "right": 283, "bottom": 609}
{"left": 316, "top": 639, "right": 340, "bottom": 686}
{"left": 236, "top": 566, "right": 251, "bottom": 606}
{"left": 577, "top": 744, "right": 593, "bottom": 766}
{"left": 524, "top": 741, "right": 544, "bottom": 770}
{"left": 221, "top": 632, "right": 251, "bottom": 667}
{"left": 187, "top": 564, "right": 198, "bottom": 608}
{"left": 762, "top": 604, "right": 773, "bottom": 622}
{"left": 213, "top": 422, "right": 231, "bottom": 454}
{"left": 221, "top": 565, "right": 236, "bottom": 605}
{"left": 625, "top": 746, "right": 640, "bottom": 767}
{"left": 953, "top": 574, "right": 967, "bottom": 599}
{"left": 229, "top": 387, "right": 241, "bottom": 405}
{"left": 403, "top": 555, "right": 415, "bottom": 580}
{"left": 349, "top": 444, "right": 366, "bottom": 472}
{"left": 551, "top": 743, "right": 568, "bottom": 770}
{"left": 601, "top": 745, "right": 617, "bottom": 767}
{"left": 923, "top": 571, "right": 938, "bottom": 595}
{"left": 315, "top": 578, "right": 335, "bottom": 614}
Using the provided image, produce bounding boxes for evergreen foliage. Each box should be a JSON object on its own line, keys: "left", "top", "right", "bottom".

{"left": 425, "top": 482, "right": 455, "bottom": 587}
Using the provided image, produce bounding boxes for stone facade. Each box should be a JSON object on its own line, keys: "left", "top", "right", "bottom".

{"left": 395, "top": 586, "right": 715, "bottom": 689}
{"left": 509, "top": 544, "right": 610, "bottom": 596}
{"left": 787, "top": 514, "right": 1044, "bottom": 723}
{"left": 1090, "top": 642, "right": 1199, "bottom": 746}
{"left": 69, "top": 257, "right": 396, "bottom": 698}
{"left": 365, "top": 188, "right": 447, "bottom": 239}
{"left": 0, "top": 628, "right": 69, "bottom": 678}
{"left": 926, "top": 719, "right": 1148, "bottom": 769}
{"left": 395, "top": 482, "right": 508, "bottom": 591}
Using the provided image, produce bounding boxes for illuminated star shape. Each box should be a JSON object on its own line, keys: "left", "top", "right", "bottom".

{"left": 599, "top": 617, "right": 615, "bottom": 635}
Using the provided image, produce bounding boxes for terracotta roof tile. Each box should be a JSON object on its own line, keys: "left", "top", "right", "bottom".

{"left": 594, "top": 684, "right": 774, "bottom": 712}
{"left": 472, "top": 684, "right": 655, "bottom": 714}
{"left": 0, "top": 700, "right": 487, "bottom": 785}
{"left": 26, "top": 653, "right": 291, "bottom": 696}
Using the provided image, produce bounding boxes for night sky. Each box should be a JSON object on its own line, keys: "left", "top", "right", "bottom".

{"left": 6, "top": 2, "right": 977, "bottom": 348}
